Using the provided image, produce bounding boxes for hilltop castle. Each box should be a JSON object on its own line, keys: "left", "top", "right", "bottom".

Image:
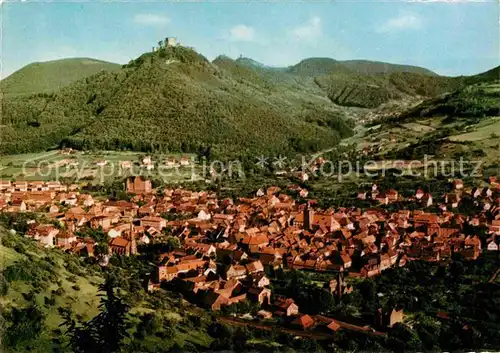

{"left": 165, "top": 37, "right": 177, "bottom": 47}
{"left": 152, "top": 37, "right": 178, "bottom": 52}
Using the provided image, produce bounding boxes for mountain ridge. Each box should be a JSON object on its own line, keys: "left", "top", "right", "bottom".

{"left": 1, "top": 46, "right": 498, "bottom": 156}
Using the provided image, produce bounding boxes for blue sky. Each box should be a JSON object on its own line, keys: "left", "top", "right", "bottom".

{"left": 1, "top": 1, "right": 498, "bottom": 78}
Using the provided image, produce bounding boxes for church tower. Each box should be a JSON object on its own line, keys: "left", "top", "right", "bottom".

{"left": 129, "top": 223, "right": 137, "bottom": 255}
{"left": 303, "top": 202, "right": 314, "bottom": 230}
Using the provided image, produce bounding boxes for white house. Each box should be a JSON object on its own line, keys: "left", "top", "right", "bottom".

{"left": 139, "top": 234, "right": 150, "bottom": 245}
{"left": 31, "top": 224, "right": 59, "bottom": 248}
{"left": 197, "top": 209, "right": 211, "bottom": 221}
{"left": 487, "top": 239, "right": 498, "bottom": 251}
{"left": 108, "top": 224, "right": 131, "bottom": 238}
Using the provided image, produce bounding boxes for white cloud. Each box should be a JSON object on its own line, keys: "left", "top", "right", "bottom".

{"left": 292, "top": 16, "right": 322, "bottom": 40}
{"left": 376, "top": 14, "right": 423, "bottom": 33}
{"left": 228, "top": 24, "right": 256, "bottom": 42}
{"left": 133, "top": 13, "right": 170, "bottom": 26}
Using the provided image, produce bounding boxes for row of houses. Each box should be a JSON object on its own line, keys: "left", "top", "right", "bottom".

{"left": 119, "top": 155, "right": 192, "bottom": 171}
{"left": 0, "top": 180, "right": 72, "bottom": 193}
{"left": 357, "top": 178, "right": 498, "bottom": 210}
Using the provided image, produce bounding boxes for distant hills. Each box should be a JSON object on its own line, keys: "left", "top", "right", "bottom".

{"left": 0, "top": 58, "right": 121, "bottom": 97}
{"left": 288, "top": 58, "right": 351, "bottom": 77}
{"left": 339, "top": 60, "right": 437, "bottom": 76}
{"left": 228, "top": 56, "right": 496, "bottom": 108}
{"left": 1, "top": 47, "right": 498, "bottom": 156}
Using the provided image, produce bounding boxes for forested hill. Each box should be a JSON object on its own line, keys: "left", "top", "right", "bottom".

{"left": 0, "top": 58, "right": 121, "bottom": 97}
{"left": 1, "top": 46, "right": 354, "bottom": 156}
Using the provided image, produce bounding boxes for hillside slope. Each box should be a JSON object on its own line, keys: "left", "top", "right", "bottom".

{"left": 0, "top": 226, "right": 103, "bottom": 352}
{"left": 397, "top": 79, "right": 500, "bottom": 121}
{"left": 287, "top": 57, "right": 350, "bottom": 77}
{"left": 1, "top": 69, "right": 128, "bottom": 154}
{"left": 0, "top": 221, "right": 214, "bottom": 352}
{"left": 1, "top": 58, "right": 121, "bottom": 97}
{"left": 463, "top": 65, "right": 500, "bottom": 84}
{"left": 314, "top": 70, "right": 468, "bottom": 109}
{"left": 353, "top": 80, "right": 500, "bottom": 165}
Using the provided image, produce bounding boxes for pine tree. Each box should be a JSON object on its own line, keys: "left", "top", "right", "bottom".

{"left": 61, "top": 276, "right": 131, "bottom": 352}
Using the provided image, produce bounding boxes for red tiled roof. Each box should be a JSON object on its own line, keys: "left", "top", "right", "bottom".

{"left": 110, "top": 237, "right": 129, "bottom": 248}
{"left": 292, "top": 314, "right": 314, "bottom": 328}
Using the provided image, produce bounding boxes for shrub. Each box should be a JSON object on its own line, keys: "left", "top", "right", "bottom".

{"left": 66, "top": 260, "right": 85, "bottom": 276}
{"left": 4, "top": 259, "right": 58, "bottom": 283}
{"left": 3, "top": 305, "right": 46, "bottom": 349}
{"left": 0, "top": 275, "right": 9, "bottom": 296}
{"left": 44, "top": 296, "right": 56, "bottom": 306}
{"left": 14, "top": 243, "right": 26, "bottom": 254}
{"left": 22, "top": 291, "right": 37, "bottom": 302}
{"left": 52, "top": 287, "right": 65, "bottom": 296}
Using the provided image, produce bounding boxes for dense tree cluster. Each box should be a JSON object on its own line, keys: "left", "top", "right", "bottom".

{"left": 349, "top": 258, "right": 500, "bottom": 351}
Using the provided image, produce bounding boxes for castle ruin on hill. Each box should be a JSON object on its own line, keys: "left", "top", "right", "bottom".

{"left": 152, "top": 37, "right": 178, "bottom": 52}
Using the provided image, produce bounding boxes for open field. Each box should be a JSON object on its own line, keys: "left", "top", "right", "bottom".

{"left": 401, "top": 122, "right": 436, "bottom": 133}
{"left": 0, "top": 150, "right": 203, "bottom": 183}
{"left": 449, "top": 117, "right": 500, "bottom": 142}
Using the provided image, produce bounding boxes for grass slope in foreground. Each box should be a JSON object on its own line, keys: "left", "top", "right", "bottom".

{"left": 0, "top": 223, "right": 213, "bottom": 352}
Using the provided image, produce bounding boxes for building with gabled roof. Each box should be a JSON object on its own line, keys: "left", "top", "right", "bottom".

{"left": 291, "top": 314, "right": 315, "bottom": 330}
